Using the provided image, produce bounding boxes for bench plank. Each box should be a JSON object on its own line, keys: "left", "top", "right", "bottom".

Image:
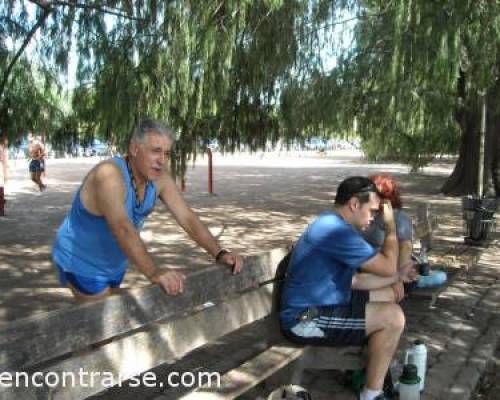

{"left": 0, "top": 284, "right": 276, "bottom": 400}
{"left": 178, "top": 346, "right": 304, "bottom": 400}
{"left": 90, "top": 314, "right": 285, "bottom": 400}
{"left": 0, "top": 248, "right": 288, "bottom": 373}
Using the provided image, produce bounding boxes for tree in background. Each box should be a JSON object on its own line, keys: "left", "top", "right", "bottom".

{"left": 324, "top": 1, "right": 500, "bottom": 196}
{"left": 2, "top": 0, "right": 499, "bottom": 196}
{"left": 1, "top": 0, "right": 338, "bottom": 179}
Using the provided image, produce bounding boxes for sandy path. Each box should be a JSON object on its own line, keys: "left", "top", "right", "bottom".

{"left": 0, "top": 151, "right": 458, "bottom": 322}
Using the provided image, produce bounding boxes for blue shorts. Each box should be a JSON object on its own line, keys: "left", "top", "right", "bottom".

{"left": 29, "top": 159, "right": 45, "bottom": 172}
{"left": 56, "top": 265, "right": 125, "bottom": 295}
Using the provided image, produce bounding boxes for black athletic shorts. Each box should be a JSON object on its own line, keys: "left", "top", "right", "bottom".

{"left": 282, "top": 290, "right": 369, "bottom": 347}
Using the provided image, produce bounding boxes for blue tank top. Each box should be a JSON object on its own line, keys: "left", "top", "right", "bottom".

{"left": 52, "top": 157, "right": 159, "bottom": 280}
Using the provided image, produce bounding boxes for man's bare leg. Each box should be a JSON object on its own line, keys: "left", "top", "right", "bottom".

{"left": 370, "top": 286, "right": 397, "bottom": 303}
{"left": 364, "top": 302, "right": 405, "bottom": 390}
{"left": 68, "top": 283, "right": 112, "bottom": 302}
{"left": 30, "top": 171, "right": 45, "bottom": 191}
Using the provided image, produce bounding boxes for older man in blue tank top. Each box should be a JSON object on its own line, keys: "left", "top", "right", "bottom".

{"left": 53, "top": 119, "right": 243, "bottom": 301}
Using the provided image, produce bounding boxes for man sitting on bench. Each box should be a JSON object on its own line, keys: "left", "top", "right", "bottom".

{"left": 52, "top": 119, "right": 243, "bottom": 301}
{"left": 280, "top": 176, "right": 418, "bottom": 400}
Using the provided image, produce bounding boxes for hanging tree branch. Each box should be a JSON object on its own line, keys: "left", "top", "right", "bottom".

{"left": 301, "top": 3, "right": 394, "bottom": 40}
{"left": 0, "top": 7, "right": 51, "bottom": 102}
{"left": 1, "top": 0, "right": 148, "bottom": 102}
{"left": 28, "top": 0, "right": 145, "bottom": 21}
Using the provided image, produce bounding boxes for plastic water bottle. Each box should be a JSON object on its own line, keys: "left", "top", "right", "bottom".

{"left": 419, "top": 247, "right": 430, "bottom": 276}
{"left": 399, "top": 363, "right": 421, "bottom": 400}
{"left": 404, "top": 340, "right": 428, "bottom": 391}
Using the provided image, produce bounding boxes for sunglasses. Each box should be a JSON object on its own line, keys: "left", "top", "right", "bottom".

{"left": 354, "top": 182, "right": 384, "bottom": 198}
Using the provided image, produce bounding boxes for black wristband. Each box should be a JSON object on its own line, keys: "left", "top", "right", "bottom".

{"left": 215, "top": 249, "right": 229, "bottom": 262}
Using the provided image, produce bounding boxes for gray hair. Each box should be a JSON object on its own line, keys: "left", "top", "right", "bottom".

{"left": 130, "top": 119, "right": 176, "bottom": 144}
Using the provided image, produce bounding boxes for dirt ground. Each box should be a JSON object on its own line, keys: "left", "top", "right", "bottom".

{"left": 2, "top": 150, "right": 499, "bottom": 400}
{"left": 471, "top": 343, "right": 500, "bottom": 400}
{"left": 0, "top": 150, "right": 464, "bottom": 323}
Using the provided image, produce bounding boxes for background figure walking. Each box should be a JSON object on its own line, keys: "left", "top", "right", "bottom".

{"left": 29, "top": 141, "right": 46, "bottom": 191}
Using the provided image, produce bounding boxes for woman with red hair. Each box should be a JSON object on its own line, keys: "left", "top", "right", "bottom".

{"left": 363, "top": 175, "right": 413, "bottom": 302}
{"left": 364, "top": 174, "right": 446, "bottom": 296}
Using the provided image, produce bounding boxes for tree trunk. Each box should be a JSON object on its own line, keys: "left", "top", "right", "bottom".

{"left": 441, "top": 116, "right": 480, "bottom": 196}
{"left": 489, "top": 112, "right": 500, "bottom": 196}
{"left": 441, "top": 105, "right": 499, "bottom": 197}
{"left": 442, "top": 71, "right": 500, "bottom": 197}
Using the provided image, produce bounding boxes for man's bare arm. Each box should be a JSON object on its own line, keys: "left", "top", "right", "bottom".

{"left": 354, "top": 258, "right": 419, "bottom": 290}
{"left": 360, "top": 202, "right": 399, "bottom": 277}
{"left": 93, "top": 164, "right": 185, "bottom": 294}
{"left": 93, "top": 164, "right": 157, "bottom": 277}
{"left": 158, "top": 172, "right": 243, "bottom": 272}
{"left": 352, "top": 272, "right": 399, "bottom": 290}
{"left": 398, "top": 239, "right": 413, "bottom": 269}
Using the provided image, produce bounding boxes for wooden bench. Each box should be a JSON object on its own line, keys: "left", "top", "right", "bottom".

{"left": 0, "top": 248, "right": 364, "bottom": 400}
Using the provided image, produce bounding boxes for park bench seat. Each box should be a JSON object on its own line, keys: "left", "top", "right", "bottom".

{"left": 0, "top": 248, "right": 364, "bottom": 400}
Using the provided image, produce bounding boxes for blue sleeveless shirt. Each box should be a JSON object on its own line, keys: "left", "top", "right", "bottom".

{"left": 52, "top": 157, "right": 159, "bottom": 280}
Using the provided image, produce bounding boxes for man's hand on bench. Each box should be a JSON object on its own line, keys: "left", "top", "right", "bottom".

{"left": 150, "top": 268, "right": 187, "bottom": 295}
{"left": 217, "top": 250, "right": 244, "bottom": 274}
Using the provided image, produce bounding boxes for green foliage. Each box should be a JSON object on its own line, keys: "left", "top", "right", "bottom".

{"left": 59, "top": 0, "right": 333, "bottom": 174}
{"left": 4, "top": 0, "right": 500, "bottom": 175}
{"left": 0, "top": 57, "right": 64, "bottom": 138}
{"left": 328, "top": 0, "right": 500, "bottom": 170}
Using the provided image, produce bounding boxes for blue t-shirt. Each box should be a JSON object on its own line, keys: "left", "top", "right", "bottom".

{"left": 280, "top": 211, "right": 377, "bottom": 329}
{"left": 52, "top": 157, "right": 159, "bottom": 280}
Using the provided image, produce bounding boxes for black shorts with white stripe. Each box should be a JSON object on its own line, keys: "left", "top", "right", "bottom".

{"left": 282, "top": 290, "right": 369, "bottom": 347}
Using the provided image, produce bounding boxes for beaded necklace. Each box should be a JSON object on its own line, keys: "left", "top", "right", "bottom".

{"left": 125, "top": 157, "right": 148, "bottom": 209}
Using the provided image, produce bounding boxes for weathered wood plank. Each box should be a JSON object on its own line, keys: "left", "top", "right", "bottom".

{"left": 0, "top": 284, "right": 276, "bottom": 400}
{"left": 0, "top": 248, "right": 289, "bottom": 372}
{"left": 176, "top": 345, "right": 304, "bottom": 400}
{"left": 91, "top": 309, "right": 284, "bottom": 400}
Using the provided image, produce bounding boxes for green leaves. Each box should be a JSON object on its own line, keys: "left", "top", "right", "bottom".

{"left": 5, "top": 0, "right": 496, "bottom": 176}
{"left": 326, "top": 0, "right": 494, "bottom": 169}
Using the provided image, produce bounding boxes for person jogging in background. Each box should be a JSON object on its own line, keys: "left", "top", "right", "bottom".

{"left": 29, "top": 141, "right": 46, "bottom": 191}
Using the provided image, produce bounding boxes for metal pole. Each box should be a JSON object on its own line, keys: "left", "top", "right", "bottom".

{"left": 478, "top": 93, "right": 486, "bottom": 198}
{"left": 181, "top": 174, "right": 186, "bottom": 192}
{"left": 207, "top": 147, "right": 213, "bottom": 194}
{"left": 0, "top": 186, "right": 5, "bottom": 216}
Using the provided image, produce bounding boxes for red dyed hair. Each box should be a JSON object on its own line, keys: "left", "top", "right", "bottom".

{"left": 369, "top": 174, "right": 402, "bottom": 209}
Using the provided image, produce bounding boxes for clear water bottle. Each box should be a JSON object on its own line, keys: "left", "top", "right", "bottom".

{"left": 418, "top": 247, "right": 430, "bottom": 276}
{"left": 399, "top": 363, "right": 421, "bottom": 400}
{"left": 404, "top": 340, "right": 428, "bottom": 392}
